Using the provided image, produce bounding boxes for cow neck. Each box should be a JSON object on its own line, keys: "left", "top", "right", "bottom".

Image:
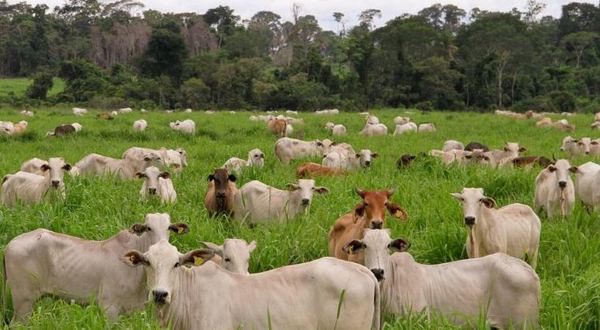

{"left": 286, "top": 190, "right": 305, "bottom": 215}
{"left": 381, "top": 253, "right": 419, "bottom": 314}
{"left": 472, "top": 206, "right": 496, "bottom": 256}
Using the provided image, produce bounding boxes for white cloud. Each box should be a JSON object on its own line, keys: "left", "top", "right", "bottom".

{"left": 10, "top": 0, "right": 597, "bottom": 30}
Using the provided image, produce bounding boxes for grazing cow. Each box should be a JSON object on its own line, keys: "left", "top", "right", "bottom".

{"left": 417, "top": 123, "right": 436, "bottom": 132}
{"left": 137, "top": 167, "right": 176, "bottom": 204}
{"left": 72, "top": 151, "right": 161, "bottom": 179}
{"left": 204, "top": 169, "right": 238, "bottom": 217}
{"left": 396, "top": 154, "right": 416, "bottom": 168}
{"left": 329, "top": 189, "right": 408, "bottom": 264}
{"left": 72, "top": 107, "right": 87, "bottom": 116}
{"left": 315, "top": 109, "right": 339, "bottom": 115}
{"left": 322, "top": 149, "right": 378, "bottom": 169}
{"left": 267, "top": 118, "right": 287, "bottom": 137}
{"left": 71, "top": 123, "right": 83, "bottom": 132}
{"left": 274, "top": 137, "right": 332, "bottom": 164}
{"left": 46, "top": 124, "right": 77, "bottom": 137}
{"left": 429, "top": 149, "right": 483, "bottom": 166}
{"left": 451, "top": 188, "right": 541, "bottom": 268}
{"left": 222, "top": 148, "right": 265, "bottom": 174}
{"left": 133, "top": 119, "right": 148, "bottom": 131}
{"left": 233, "top": 179, "right": 328, "bottom": 224}
{"left": 97, "top": 112, "right": 114, "bottom": 120}
{"left": 5, "top": 213, "right": 188, "bottom": 323}
{"left": 286, "top": 110, "right": 298, "bottom": 114}
{"left": 393, "top": 116, "right": 411, "bottom": 125}
{"left": 0, "top": 121, "right": 14, "bottom": 135}
{"left": 13, "top": 121, "right": 27, "bottom": 134}
{"left": 345, "top": 229, "right": 540, "bottom": 329}
{"left": 560, "top": 136, "right": 582, "bottom": 156}
{"left": 122, "top": 147, "right": 186, "bottom": 172}
{"left": 20, "top": 110, "right": 34, "bottom": 117}
{"left": 124, "top": 240, "right": 379, "bottom": 330}
{"left": 512, "top": 156, "right": 553, "bottom": 169}
{"left": 442, "top": 140, "right": 464, "bottom": 152}
{"left": 393, "top": 122, "right": 417, "bottom": 135}
{"left": 366, "top": 114, "right": 380, "bottom": 125}
{"left": 554, "top": 119, "right": 575, "bottom": 131}
{"left": 169, "top": 119, "right": 196, "bottom": 135}
{"left": 573, "top": 162, "right": 600, "bottom": 210}
{"left": 534, "top": 159, "right": 577, "bottom": 218}
{"left": 324, "top": 122, "right": 347, "bottom": 136}
{"left": 360, "top": 123, "right": 388, "bottom": 136}
{"left": 296, "top": 163, "right": 348, "bottom": 178}
{"left": 1, "top": 158, "right": 71, "bottom": 207}
{"left": 489, "top": 142, "right": 527, "bottom": 167}
{"left": 119, "top": 107, "right": 133, "bottom": 113}
{"left": 20, "top": 158, "right": 49, "bottom": 176}
{"left": 201, "top": 239, "right": 256, "bottom": 274}
{"left": 464, "top": 141, "right": 489, "bottom": 152}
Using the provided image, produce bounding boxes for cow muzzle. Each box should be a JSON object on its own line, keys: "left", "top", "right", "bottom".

{"left": 364, "top": 161, "right": 371, "bottom": 167}
{"left": 216, "top": 192, "right": 226, "bottom": 199}
{"left": 558, "top": 181, "right": 567, "bottom": 190}
{"left": 464, "top": 216, "right": 475, "bottom": 227}
{"left": 301, "top": 198, "right": 310, "bottom": 206}
{"left": 371, "top": 268, "right": 384, "bottom": 281}
{"left": 148, "top": 188, "right": 157, "bottom": 195}
{"left": 51, "top": 180, "right": 60, "bottom": 188}
{"left": 370, "top": 220, "right": 383, "bottom": 229}
{"left": 152, "top": 290, "right": 169, "bottom": 305}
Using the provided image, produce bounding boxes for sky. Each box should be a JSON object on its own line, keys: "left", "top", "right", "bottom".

{"left": 9, "top": 0, "right": 598, "bottom": 30}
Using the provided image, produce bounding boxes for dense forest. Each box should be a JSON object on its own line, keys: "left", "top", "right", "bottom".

{"left": 1, "top": 0, "right": 600, "bottom": 112}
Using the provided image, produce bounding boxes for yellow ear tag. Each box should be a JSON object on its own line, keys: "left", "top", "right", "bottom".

{"left": 193, "top": 256, "right": 204, "bottom": 266}
{"left": 178, "top": 227, "right": 185, "bottom": 234}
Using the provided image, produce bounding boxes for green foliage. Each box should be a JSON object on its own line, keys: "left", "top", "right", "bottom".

{"left": 25, "top": 71, "right": 54, "bottom": 99}
{"left": 139, "top": 21, "right": 187, "bottom": 84}
{"left": 180, "top": 78, "right": 210, "bottom": 109}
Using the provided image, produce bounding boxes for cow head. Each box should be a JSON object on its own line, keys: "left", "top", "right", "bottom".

{"left": 355, "top": 149, "right": 378, "bottom": 168}
{"left": 248, "top": 148, "right": 265, "bottom": 168}
{"left": 545, "top": 159, "right": 577, "bottom": 190}
{"left": 136, "top": 166, "right": 170, "bottom": 195}
{"left": 201, "top": 239, "right": 257, "bottom": 275}
{"left": 208, "top": 169, "right": 236, "bottom": 207}
{"left": 286, "top": 179, "right": 328, "bottom": 208}
{"left": 451, "top": 188, "right": 496, "bottom": 227}
{"left": 353, "top": 188, "right": 408, "bottom": 229}
{"left": 129, "top": 213, "right": 189, "bottom": 243}
{"left": 42, "top": 157, "right": 72, "bottom": 189}
{"left": 124, "top": 240, "right": 214, "bottom": 306}
{"left": 343, "top": 229, "right": 410, "bottom": 282}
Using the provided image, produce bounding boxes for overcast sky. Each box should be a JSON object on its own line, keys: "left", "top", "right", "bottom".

{"left": 10, "top": 0, "right": 597, "bottom": 30}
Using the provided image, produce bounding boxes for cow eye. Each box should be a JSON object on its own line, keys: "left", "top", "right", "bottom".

{"left": 174, "top": 262, "right": 180, "bottom": 268}
{"left": 146, "top": 227, "right": 152, "bottom": 232}
{"left": 224, "top": 257, "right": 231, "bottom": 263}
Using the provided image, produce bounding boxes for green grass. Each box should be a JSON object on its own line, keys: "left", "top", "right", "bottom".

{"left": 0, "top": 78, "right": 64, "bottom": 97}
{"left": 0, "top": 107, "right": 599, "bottom": 329}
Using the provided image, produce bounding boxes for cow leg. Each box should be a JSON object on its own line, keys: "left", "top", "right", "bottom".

{"left": 11, "top": 296, "right": 37, "bottom": 324}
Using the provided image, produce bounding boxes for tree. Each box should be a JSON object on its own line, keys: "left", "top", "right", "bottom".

{"left": 333, "top": 12, "right": 345, "bottom": 36}
{"left": 139, "top": 20, "right": 187, "bottom": 84}
{"left": 523, "top": 0, "right": 546, "bottom": 25}
{"left": 560, "top": 31, "right": 598, "bottom": 67}
{"left": 203, "top": 6, "right": 240, "bottom": 47}
{"left": 26, "top": 71, "right": 54, "bottom": 99}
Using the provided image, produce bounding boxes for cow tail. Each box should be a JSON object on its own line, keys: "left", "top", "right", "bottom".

{"left": 372, "top": 276, "right": 381, "bottom": 330}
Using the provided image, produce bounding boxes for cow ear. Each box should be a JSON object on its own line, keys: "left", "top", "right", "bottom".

{"left": 228, "top": 174, "right": 237, "bottom": 182}
{"left": 136, "top": 172, "right": 146, "bottom": 179}
{"left": 353, "top": 203, "right": 366, "bottom": 221}
{"left": 355, "top": 153, "right": 361, "bottom": 159}
{"left": 371, "top": 153, "right": 379, "bottom": 158}
{"left": 41, "top": 164, "right": 50, "bottom": 172}
{"left": 355, "top": 188, "right": 366, "bottom": 198}
{"left": 180, "top": 249, "right": 215, "bottom": 267}
{"left": 208, "top": 174, "right": 214, "bottom": 181}
{"left": 450, "top": 193, "right": 463, "bottom": 201}
{"left": 200, "top": 242, "right": 223, "bottom": 256}
{"left": 387, "top": 203, "right": 408, "bottom": 220}
{"left": 569, "top": 166, "right": 579, "bottom": 174}
{"left": 123, "top": 251, "right": 149, "bottom": 267}
{"left": 314, "top": 186, "right": 329, "bottom": 194}
{"left": 286, "top": 183, "right": 300, "bottom": 191}
{"left": 342, "top": 240, "right": 366, "bottom": 255}
{"left": 547, "top": 165, "right": 557, "bottom": 172}
{"left": 130, "top": 224, "right": 148, "bottom": 235}
{"left": 169, "top": 223, "right": 189, "bottom": 235}
{"left": 388, "top": 238, "right": 410, "bottom": 252}
{"left": 62, "top": 164, "right": 72, "bottom": 171}
{"left": 481, "top": 197, "right": 496, "bottom": 209}
{"left": 386, "top": 188, "right": 396, "bottom": 197}
{"left": 519, "top": 147, "right": 527, "bottom": 152}
{"left": 143, "top": 156, "right": 151, "bottom": 162}
{"left": 248, "top": 240, "right": 257, "bottom": 253}
{"left": 160, "top": 172, "right": 171, "bottom": 179}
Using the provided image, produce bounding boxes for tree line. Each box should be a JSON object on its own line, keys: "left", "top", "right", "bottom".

{"left": 1, "top": 0, "right": 600, "bottom": 112}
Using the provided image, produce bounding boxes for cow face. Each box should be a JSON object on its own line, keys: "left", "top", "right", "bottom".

{"left": 355, "top": 149, "right": 378, "bottom": 168}
{"left": 354, "top": 189, "right": 408, "bottom": 229}
{"left": 124, "top": 240, "right": 214, "bottom": 306}
{"left": 504, "top": 142, "right": 526, "bottom": 156}
{"left": 42, "top": 157, "right": 71, "bottom": 189}
{"left": 137, "top": 166, "right": 170, "bottom": 195}
{"left": 546, "top": 159, "right": 577, "bottom": 190}
{"left": 577, "top": 138, "right": 592, "bottom": 155}
{"left": 129, "top": 213, "right": 189, "bottom": 243}
{"left": 560, "top": 136, "right": 578, "bottom": 152}
{"left": 208, "top": 168, "right": 236, "bottom": 201}
{"left": 451, "top": 188, "right": 496, "bottom": 227}
{"left": 286, "top": 179, "right": 328, "bottom": 208}
{"left": 343, "top": 229, "right": 410, "bottom": 282}
{"left": 248, "top": 148, "right": 265, "bottom": 168}
{"left": 202, "top": 239, "right": 257, "bottom": 275}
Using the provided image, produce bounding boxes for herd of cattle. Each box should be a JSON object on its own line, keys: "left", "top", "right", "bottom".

{"left": 1, "top": 107, "right": 599, "bottom": 329}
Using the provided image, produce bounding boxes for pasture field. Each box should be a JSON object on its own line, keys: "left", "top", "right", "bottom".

{"left": 0, "top": 78, "right": 64, "bottom": 98}
{"left": 0, "top": 107, "right": 599, "bottom": 329}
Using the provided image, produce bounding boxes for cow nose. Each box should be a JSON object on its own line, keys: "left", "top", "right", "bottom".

{"left": 51, "top": 180, "right": 60, "bottom": 187}
{"left": 152, "top": 290, "right": 168, "bottom": 304}
{"left": 371, "top": 220, "right": 383, "bottom": 229}
{"left": 464, "top": 216, "right": 475, "bottom": 226}
{"left": 585, "top": 151, "right": 590, "bottom": 155}
{"left": 371, "top": 269, "right": 384, "bottom": 281}
{"left": 148, "top": 188, "right": 157, "bottom": 195}
{"left": 301, "top": 198, "right": 310, "bottom": 206}
{"left": 558, "top": 181, "right": 567, "bottom": 189}
{"left": 216, "top": 192, "right": 226, "bottom": 198}
{"left": 365, "top": 161, "right": 371, "bottom": 167}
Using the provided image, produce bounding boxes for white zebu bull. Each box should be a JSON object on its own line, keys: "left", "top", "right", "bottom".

{"left": 72, "top": 152, "right": 160, "bottom": 179}
{"left": 322, "top": 149, "right": 378, "bottom": 169}
{"left": 122, "top": 147, "right": 187, "bottom": 173}
{"left": 534, "top": 159, "right": 576, "bottom": 218}
{"left": 344, "top": 229, "right": 539, "bottom": 329}
{"left": 201, "top": 239, "right": 257, "bottom": 274}
{"left": 360, "top": 123, "right": 388, "bottom": 136}
{"left": 233, "top": 179, "right": 328, "bottom": 224}
{"left": 222, "top": 148, "right": 265, "bottom": 173}
{"left": 274, "top": 137, "right": 332, "bottom": 164}
{"left": 574, "top": 162, "right": 600, "bottom": 210}
{"left": 124, "top": 240, "right": 380, "bottom": 330}
{"left": 137, "top": 166, "right": 177, "bottom": 204}
{"left": 451, "top": 188, "right": 541, "bottom": 268}
{"left": 4, "top": 213, "right": 189, "bottom": 323}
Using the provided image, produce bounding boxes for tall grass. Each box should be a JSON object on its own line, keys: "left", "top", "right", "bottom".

{"left": 0, "top": 107, "right": 598, "bottom": 328}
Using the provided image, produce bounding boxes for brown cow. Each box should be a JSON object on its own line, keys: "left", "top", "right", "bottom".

{"left": 328, "top": 189, "right": 408, "bottom": 264}
{"left": 204, "top": 169, "right": 238, "bottom": 216}
{"left": 97, "top": 112, "right": 114, "bottom": 120}
{"left": 512, "top": 156, "right": 553, "bottom": 169}
{"left": 47, "top": 124, "right": 76, "bottom": 137}
{"left": 296, "top": 163, "right": 347, "bottom": 178}
{"left": 268, "top": 119, "right": 287, "bottom": 137}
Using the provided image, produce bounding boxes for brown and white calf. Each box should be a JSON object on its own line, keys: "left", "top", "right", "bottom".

{"left": 296, "top": 162, "right": 348, "bottom": 178}
{"left": 328, "top": 189, "right": 408, "bottom": 264}
{"left": 204, "top": 168, "right": 238, "bottom": 216}
{"left": 4, "top": 213, "right": 188, "bottom": 323}
{"left": 267, "top": 118, "right": 287, "bottom": 137}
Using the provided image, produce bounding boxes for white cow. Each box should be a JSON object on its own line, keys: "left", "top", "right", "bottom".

{"left": 315, "top": 109, "right": 339, "bottom": 115}
{"left": 574, "top": 162, "right": 600, "bottom": 210}
{"left": 169, "top": 119, "right": 196, "bottom": 135}
{"left": 0, "top": 121, "right": 14, "bottom": 135}
{"left": 137, "top": 166, "right": 176, "bottom": 204}
{"left": 119, "top": 107, "right": 133, "bottom": 113}
{"left": 451, "top": 188, "right": 541, "bottom": 268}
{"left": 274, "top": 137, "right": 332, "bottom": 164}
{"left": 534, "top": 159, "right": 577, "bottom": 218}
{"left": 233, "top": 179, "right": 328, "bottom": 224}
{"left": 442, "top": 140, "right": 464, "bottom": 152}
{"left": 71, "top": 122, "right": 83, "bottom": 132}
{"left": 366, "top": 115, "right": 380, "bottom": 125}
{"left": 393, "top": 122, "right": 417, "bottom": 135}
{"left": 124, "top": 240, "right": 379, "bottom": 330}
{"left": 560, "top": 136, "right": 582, "bottom": 156}
{"left": 393, "top": 116, "right": 411, "bottom": 125}
{"left": 4, "top": 213, "right": 188, "bottom": 323}
{"left": 1, "top": 158, "right": 71, "bottom": 207}
{"left": 20, "top": 110, "right": 34, "bottom": 117}
{"left": 72, "top": 107, "right": 87, "bottom": 116}
{"left": 72, "top": 152, "right": 160, "bottom": 179}
{"left": 418, "top": 123, "right": 436, "bottom": 132}
{"left": 322, "top": 149, "right": 378, "bottom": 169}
{"left": 13, "top": 120, "right": 27, "bottom": 134}
{"left": 123, "top": 147, "right": 187, "bottom": 172}
{"left": 222, "top": 148, "right": 265, "bottom": 173}
{"left": 20, "top": 158, "right": 49, "bottom": 176}
{"left": 489, "top": 142, "right": 527, "bottom": 167}
{"left": 133, "top": 119, "right": 148, "bottom": 132}
{"left": 360, "top": 123, "right": 388, "bottom": 136}
{"left": 345, "top": 229, "right": 540, "bottom": 329}
{"left": 324, "top": 122, "right": 347, "bottom": 136}
{"left": 201, "top": 239, "right": 256, "bottom": 274}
